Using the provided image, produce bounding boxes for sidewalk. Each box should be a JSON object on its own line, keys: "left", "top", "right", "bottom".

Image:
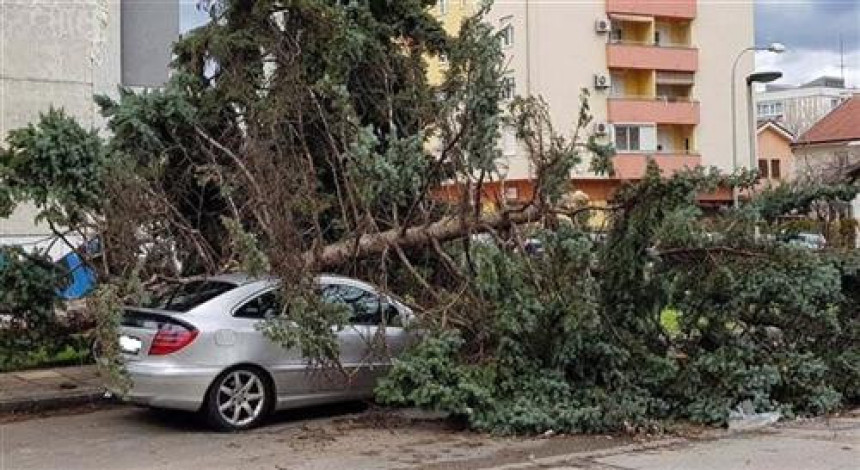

{"left": 0, "top": 365, "right": 104, "bottom": 413}
{"left": 486, "top": 412, "right": 860, "bottom": 470}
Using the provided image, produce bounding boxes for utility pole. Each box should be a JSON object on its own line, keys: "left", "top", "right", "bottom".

{"left": 840, "top": 34, "right": 845, "bottom": 85}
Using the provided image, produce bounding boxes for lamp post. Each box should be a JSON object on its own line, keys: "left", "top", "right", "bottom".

{"left": 731, "top": 43, "right": 785, "bottom": 206}
{"left": 746, "top": 71, "right": 783, "bottom": 172}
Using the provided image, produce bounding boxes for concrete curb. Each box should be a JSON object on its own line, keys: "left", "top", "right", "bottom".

{"left": 486, "top": 437, "right": 690, "bottom": 470}
{"left": 0, "top": 365, "right": 107, "bottom": 414}
{"left": 0, "top": 389, "right": 106, "bottom": 414}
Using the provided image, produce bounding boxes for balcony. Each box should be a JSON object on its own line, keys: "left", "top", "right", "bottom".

{"left": 608, "top": 97, "right": 699, "bottom": 125}
{"left": 607, "top": 42, "right": 698, "bottom": 72}
{"left": 606, "top": 0, "right": 697, "bottom": 20}
{"left": 613, "top": 153, "right": 701, "bottom": 179}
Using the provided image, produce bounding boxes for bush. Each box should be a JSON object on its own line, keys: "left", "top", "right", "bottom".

{"left": 0, "top": 246, "right": 71, "bottom": 369}
{"left": 376, "top": 172, "right": 860, "bottom": 434}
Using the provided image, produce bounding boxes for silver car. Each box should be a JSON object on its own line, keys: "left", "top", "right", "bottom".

{"left": 117, "top": 273, "right": 415, "bottom": 431}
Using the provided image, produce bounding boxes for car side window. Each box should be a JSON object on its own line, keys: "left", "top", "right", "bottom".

{"left": 382, "top": 302, "right": 402, "bottom": 326}
{"left": 321, "top": 284, "right": 384, "bottom": 325}
{"left": 234, "top": 291, "right": 281, "bottom": 319}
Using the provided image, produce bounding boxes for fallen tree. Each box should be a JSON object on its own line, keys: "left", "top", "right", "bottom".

{"left": 304, "top": 206, "right": 541, "bottom": 269}
{"left": 2, "top": 0, "right": 858, "bottom": 434}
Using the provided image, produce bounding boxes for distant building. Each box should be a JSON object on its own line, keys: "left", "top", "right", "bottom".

{"left": 431, "top": 0, "right": 754, "bottom": 208}
{"left": 0, "top": 0, "right": 180, "bottom": 255}
{"left": 792, "top": 94, "right": 860, "bottom": 183}
{"left": 755, "top": 76, "right": 855, "bottom": 137}
{"left": 756, "top": 120, "right": 794, "bottom": 185}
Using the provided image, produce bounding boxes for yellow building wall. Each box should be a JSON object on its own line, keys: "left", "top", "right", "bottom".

{"left": 757, "top": 127, "right": 795, "bottom": 181}
{"left": 426, "top": 1, "right": 479, "bottom": 85}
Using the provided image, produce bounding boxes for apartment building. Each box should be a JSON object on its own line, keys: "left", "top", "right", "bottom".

{"left": 0, "top": 0, "right": 180, "bottom": 255}
{"left": 756, "top": 76, "right": 855, "bottom": 136}
{"left": 432, "top": 0, "right": 754, "bottom": 206}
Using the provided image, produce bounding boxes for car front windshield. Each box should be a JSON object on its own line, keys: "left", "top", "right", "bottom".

{"left": 142, "top": 280, "right": 236, "bottom": 312}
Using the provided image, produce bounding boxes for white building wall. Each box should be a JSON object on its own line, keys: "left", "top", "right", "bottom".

{"left": 486, "top": 1, "right": 611, "bottom": 181}
{"left": 1, "top": 0, "right": 122, "bottom": 248}
{"left": 1, "top": 0, "right": 122, "bottom": 137}
{"left": 696, "top": 0, "right": 754, "bottom": 172}
{"left": 757, "top": 87, "right": 854, "bottom": 136}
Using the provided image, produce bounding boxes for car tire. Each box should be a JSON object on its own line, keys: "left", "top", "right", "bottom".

{"left": 204, "top": 366, "right": 273, "bottom": 431}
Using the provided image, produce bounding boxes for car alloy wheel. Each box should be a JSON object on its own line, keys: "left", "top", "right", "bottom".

{"left": 210, "top": 368, "right": 269, "bottom": 430}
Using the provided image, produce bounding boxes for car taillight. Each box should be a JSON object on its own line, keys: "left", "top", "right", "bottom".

{"left": 149, "top": 323, "right": 198, "bottom": 356}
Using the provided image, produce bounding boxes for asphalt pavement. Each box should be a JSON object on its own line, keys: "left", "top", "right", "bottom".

{"left": 0, "top": 405, "right": 857, "bottom": 470}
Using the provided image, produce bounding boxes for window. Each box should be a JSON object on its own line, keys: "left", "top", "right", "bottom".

{"left": 501, "top": 75, "right": 516, "bottom": 100}
{"left": 757, "top": 101, "right": 784, "bottom": 117}
{"left": 500, "top": 18, "right": 514, "bottom": 48}
{"left": 504, "top": 186, "right": 519, "bottom": 201}
{"left": 143, "top": 281, "right": 236, "bottom": 312}
{"left": 610, "top": 72, "right": 625, "bottom": 97}
{"left": 615, "top": 126, "right": 638, "bottom": 151}
{"left": 758, "top": 159, "right": 769, "bottom": 178}
{"left": 610, "top": 22, "right": 623, "bottom": 42}
{"left": 321, "top": 284, "right": 396, "bottom": 325}
{"left": 234, "top": 290, "right": 282, "bottom": 319}
{"left": 438, "top": 0, "right": 448, "bottom": 15}
{"left": 613, "top": 125, "right": 655, "bottom": 152}
{"left": 771, "top": 159, "right": 781, "bottom": 179}
{"left": 831, "top": 98, "right": 841, "bottom": 108}
{"left": 438, "top": 53, "right": 449, "bottom": 66}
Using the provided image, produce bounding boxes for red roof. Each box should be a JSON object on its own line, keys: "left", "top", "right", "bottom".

{"left": 796, "top": 95, "right": 860, "bottom": 145}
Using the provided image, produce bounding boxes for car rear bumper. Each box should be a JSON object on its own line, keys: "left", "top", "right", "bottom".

{"left": 122, "top": 362, "right": 222, "bottom": 412}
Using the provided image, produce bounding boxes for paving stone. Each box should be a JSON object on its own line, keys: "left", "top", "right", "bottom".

{"left": 13, "top": 369, "right": 63, "bottom": 380}
{"left": 0, "top": 365, "right": 104, "bottom": 412}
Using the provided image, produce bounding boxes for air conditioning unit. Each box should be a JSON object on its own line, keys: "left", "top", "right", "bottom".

{"left": 595, "top": 18, "right": 611, "bottom": 34}
{"left": 594, "top": 73, "right": 612, "bottom": 89}
{"left": 593, "top": 121, "right": 610, "bottom": 135}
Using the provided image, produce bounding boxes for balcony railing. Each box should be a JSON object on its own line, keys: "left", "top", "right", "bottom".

{"left": 608, "top": 97, "right": 699, "bottom": 125}
{"left": 610, "top": 93, "right": 693, "bottom": 102}
{"left": 607, "top": 43, "right": 698, "bottom": 72}
{"left": 606, "top": 0, "right": 697, "bottom": 20}
{"left": 609, "top": 38, "right": 694, "bottom": 49}
{"left": 612, "top": 153, "right": 701, "bottom": 179}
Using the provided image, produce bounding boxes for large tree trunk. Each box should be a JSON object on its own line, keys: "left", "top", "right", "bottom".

{"left": 306, "top": 207, "right": 541, "bottom": 269}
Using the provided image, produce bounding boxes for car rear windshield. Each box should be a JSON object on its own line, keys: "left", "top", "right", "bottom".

{"left": 142, "top": 280, "right": 236, "bottom": 312}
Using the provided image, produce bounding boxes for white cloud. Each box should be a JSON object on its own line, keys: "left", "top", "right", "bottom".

{"left": 180, "top": 1, "right": 210, "bottom": 33}
{"left": 756, "top": 48, "right": 860, "bottom": 88}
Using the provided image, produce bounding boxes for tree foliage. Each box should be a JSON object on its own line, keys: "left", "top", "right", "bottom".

{"left": 377, "top": 168, "right": 860, "bottom": 433}
{"left": 0, "top": 247, "right": 66, "bottom": 367}
{"left": 0, "top": 108, "right": 105, "bottom": 226}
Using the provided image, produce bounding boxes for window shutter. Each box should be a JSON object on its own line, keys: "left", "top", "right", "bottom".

{"left": 640, "top": 126, "right": 657, "bottom": 152}
{"left": 771, "top": 159, "right": 781, "bottom": 179}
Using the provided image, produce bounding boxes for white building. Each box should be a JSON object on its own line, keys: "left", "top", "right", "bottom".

{"left": 756, "top": 76, "right": 855, "bottom": 137}
{"left": 0, "top": 0, "right": 179, "bottom": 256}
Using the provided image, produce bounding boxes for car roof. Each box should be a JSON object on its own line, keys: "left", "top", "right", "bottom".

{"left": 206, "top": 272, "right": 260, "bottom": 285}
{"left": 203, "top": 272, "right": 376, "bottom": 291}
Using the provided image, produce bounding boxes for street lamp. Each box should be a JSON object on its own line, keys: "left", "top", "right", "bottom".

{"left": 746, "top": 70, "right": 783, "bottom": 171}
{"left": 731, "top": 42, "right": 785, "bottom": 206}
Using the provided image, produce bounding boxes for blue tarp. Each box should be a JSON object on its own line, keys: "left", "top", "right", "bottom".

{"left": 56, "top": 252, "right": 97, "bottom": 300}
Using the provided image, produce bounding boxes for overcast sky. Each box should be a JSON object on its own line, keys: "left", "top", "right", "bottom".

{"left": 180, "top": 1, "right": 860, "bottom": 88}
{"left": 755, "top": 0, "right": 860, "bottom": 87}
